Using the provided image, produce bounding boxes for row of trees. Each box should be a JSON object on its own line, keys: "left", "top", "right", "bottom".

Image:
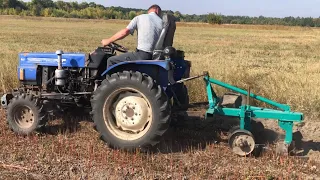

{"left": 220, "top": 15, "right": 320, "bottom": 27}
{"left": 0, "top": 0, "right": 148, "bottom": 19}
{"left": 1, "top": 0, "right": 320, "bottom": 27}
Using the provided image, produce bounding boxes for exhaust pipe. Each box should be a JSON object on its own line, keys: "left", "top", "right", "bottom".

{"left": 56, "top": 50, "right": 63, "bottom": 70}
{"left": 55, "top": 50, "right": 67, "bottom": 86}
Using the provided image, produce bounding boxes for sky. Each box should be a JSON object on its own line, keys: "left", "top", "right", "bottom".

{"left": 74, "top": 0, "right": 319, "bottom": 18}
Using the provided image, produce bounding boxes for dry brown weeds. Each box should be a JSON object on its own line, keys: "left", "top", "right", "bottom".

{"left": 0, "top": 16, "right": 320, "bottom": 179}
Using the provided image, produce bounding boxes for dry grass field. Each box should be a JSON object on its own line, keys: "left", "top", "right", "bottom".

{"left": 0, "top": 15, "right": 320, "bottom": 179}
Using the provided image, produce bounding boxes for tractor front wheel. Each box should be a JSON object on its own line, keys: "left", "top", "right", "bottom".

{"left": 91, "top": 71, "right": 171, "bottom": 151}
{"left": 6, "top": 94, "right": 47, "bottom": 135}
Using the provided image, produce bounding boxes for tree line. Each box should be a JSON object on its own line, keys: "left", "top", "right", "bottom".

{"left": 1, "top": 0, "right": 320, "bottom": 27}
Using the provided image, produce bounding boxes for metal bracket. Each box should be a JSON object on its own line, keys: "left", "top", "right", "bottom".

{"left": 174, "top": 72, "right": 208, "bottom": 84}
{"left": 278, "top": 120, "right": 293, "bottom": 144}
{"left": 247, "top": 86, "right": 251, "bottom": 107}
{"left": 1, "top": 94, "right": 13, "bottom": 109}
{"left": 170, "top": 87, "right": 182, "bottom": 107}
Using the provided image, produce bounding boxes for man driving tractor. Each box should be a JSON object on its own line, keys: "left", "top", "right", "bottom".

{"left": 101, "top": 4, "right": 163, "bottom": 68}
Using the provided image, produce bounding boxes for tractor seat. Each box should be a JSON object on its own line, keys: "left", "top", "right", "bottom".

{"left": 152, "top": 13, "right": 177, "bottom": 60}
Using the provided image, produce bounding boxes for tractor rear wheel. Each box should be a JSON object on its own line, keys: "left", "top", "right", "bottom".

{"left": 91, "top": 71, "right": 171, "bottom": 151}
{"left": 6, "top": 94, "right": 47, "bottom": 135}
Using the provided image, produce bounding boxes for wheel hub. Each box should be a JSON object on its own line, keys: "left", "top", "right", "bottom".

{"left": 115, "top": 96, "right": 151, "bottom": 133}
{"left": 14, "top": 106, "right": 34, "bottom": 129}
{"left": 228, "top": 129, "right": 255, "bottom": 156}
{"left": 235, "top": 136, "right": 252, "bottom": 147}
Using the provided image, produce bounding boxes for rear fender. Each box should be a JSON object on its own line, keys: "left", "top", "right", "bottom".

{"left": 101, "top": 60, "right": 171, "bottom": 76}
{"left": 101, "top": 60, "right": 174, "bottom": 95}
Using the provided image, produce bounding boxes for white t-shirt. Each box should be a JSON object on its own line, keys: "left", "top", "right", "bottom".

{"left": 126, "top": 12, "right": 163, "bottom": 53}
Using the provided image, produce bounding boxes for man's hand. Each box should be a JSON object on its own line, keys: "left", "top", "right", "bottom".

{"left": 101, "top": 38, "right": 112, "bottom": 47}
{"left": 101, "top": 28, "right": 130, "bottom": 47}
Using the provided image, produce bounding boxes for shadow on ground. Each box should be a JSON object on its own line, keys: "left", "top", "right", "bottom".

{"left": 42, "top": 109, "right": 92, "bottom": 135}
{"left": 292, "top": 131, "right": 320, "bottom": 157}
{"left": 39, "top": 109, "right": 320, "bottom": 158}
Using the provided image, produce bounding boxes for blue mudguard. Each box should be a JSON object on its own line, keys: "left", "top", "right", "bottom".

{"left": 101, "top": 60, "right": 171, "bottom": 90}
{"left": 101, "top": 60, "right": 171, "bottom": 76}
{"left": 101, "top": 59, "right": 189, "bottom": 100}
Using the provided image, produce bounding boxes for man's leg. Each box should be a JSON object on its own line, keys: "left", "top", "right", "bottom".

{"left": 107, "top": 52, "right": 138, "bottom": 68}
{"left": 107, "top": 51, "right": 152, "bottom": 68}
{"left": 136, "top": 51, "right": 152, "bottom": 60}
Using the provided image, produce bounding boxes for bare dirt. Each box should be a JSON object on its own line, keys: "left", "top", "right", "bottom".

{"left": 263, "top": 119, "right": 320, "bottom": 164}
{"left": 0, "top": 108, "right": 319, "bottom": 179}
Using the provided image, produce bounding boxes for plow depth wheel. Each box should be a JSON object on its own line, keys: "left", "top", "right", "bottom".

{"left": 228, "top": 129, "right": 256, "bottom": 156}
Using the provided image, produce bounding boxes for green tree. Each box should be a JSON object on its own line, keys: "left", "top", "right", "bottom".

{"left": 41, "top": 7, "right": 52, "bottom": 17}
{"left": 113, "top": 10, "right": 123, "bottom": 19}
{"left": 88, "top": 2, "right": 96, "bottom": 8}
{"left": 55, "top": 0, "right": 72, "bottom": 12}
{"left": 51, "top": 8, "right": 68, "bottom": 17}
{"left": 31, "top": 0, "right": 54, "bottom": 9}
{"left": 78, "top": 2, "right": 88, "bottom": 9}
{"left": 55, "top": 0, "right": 65, "bottom": 9}
{"left": 70, "top": 1, "right": 79, "bottom": 10}
{"left": 2, "top": 0, "right": 18, "bottom": 8}
{"left": 128, "top": 10, "right": 136, "bottom": 19}
{"left": 207, "top": 13, "right": 222, "bottom": 24}
{"left": 30, "top": 4, "right": 41, "bottom": 16}
{"left": 174, "top": 11, "right": 182, "bottom": 21}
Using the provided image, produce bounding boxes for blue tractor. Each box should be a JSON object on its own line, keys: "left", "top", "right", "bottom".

{"left": 1, "top": 14, "right": 191, "bottom": 151}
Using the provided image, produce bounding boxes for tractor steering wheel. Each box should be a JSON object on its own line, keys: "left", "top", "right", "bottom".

{"left": 107, "top": 42, "right": 128, "bottom": 53}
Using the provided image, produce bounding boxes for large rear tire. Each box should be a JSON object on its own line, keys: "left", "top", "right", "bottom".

{"left": 6, "top": 93, "right": 47, "bottom": 135}
{"left": 91, "top": 71, "right": 171, "bottom": 151}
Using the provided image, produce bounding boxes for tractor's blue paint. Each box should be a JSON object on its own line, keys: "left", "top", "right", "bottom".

{"left": 102, "top": 60, "right": 171, "bottom": 95}
{"left": 18, "top": 52, "right": 86, "bottom": 81}
{"left": 101, "top": 59, "right": 187, "bottom": 99}
{"left": 101, "top": 58, "right": 190, "bottom": 100}
{"left": 18, "top": 52, "right": 86, "bottom": 67}
{"left": 18, "top": 66, "right": 37, "bottom": 81}
{"left": 17, "top": 51, "right": 190, "bottom": 101}
{"left": 170, "top": 58, "right": 189, "bottom": 81}
{"left": 101, "top": 60, "right": 171, "bottom": 76}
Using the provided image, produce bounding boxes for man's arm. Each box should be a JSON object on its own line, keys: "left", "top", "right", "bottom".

{"left": 101, "top": 28, "right": 130, "bottom": 46}
{"left": 101, "top": 16, "right": 138, "bottom": 47}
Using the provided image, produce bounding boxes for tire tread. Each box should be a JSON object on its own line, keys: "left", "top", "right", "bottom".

{"left": 91, "top": 71, "right": 171, "bottom": 151}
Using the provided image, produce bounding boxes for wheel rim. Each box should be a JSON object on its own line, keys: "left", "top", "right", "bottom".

{"left": 228, "top": 130, "right": 255, "bottom": 156}
{"left": 103, "top": 88, "right": 153, "bottom": 141}
{"left": 13, "top": 105, "right": 35, "bottom": 129}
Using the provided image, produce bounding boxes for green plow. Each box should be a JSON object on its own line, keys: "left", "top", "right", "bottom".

{"left": 176, "top": 72, "right": 304, "bottom": 156}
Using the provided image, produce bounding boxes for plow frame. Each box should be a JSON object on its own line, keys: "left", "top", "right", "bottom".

{"left": 202, "top": 72, "right": 304, "bottom": 145}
